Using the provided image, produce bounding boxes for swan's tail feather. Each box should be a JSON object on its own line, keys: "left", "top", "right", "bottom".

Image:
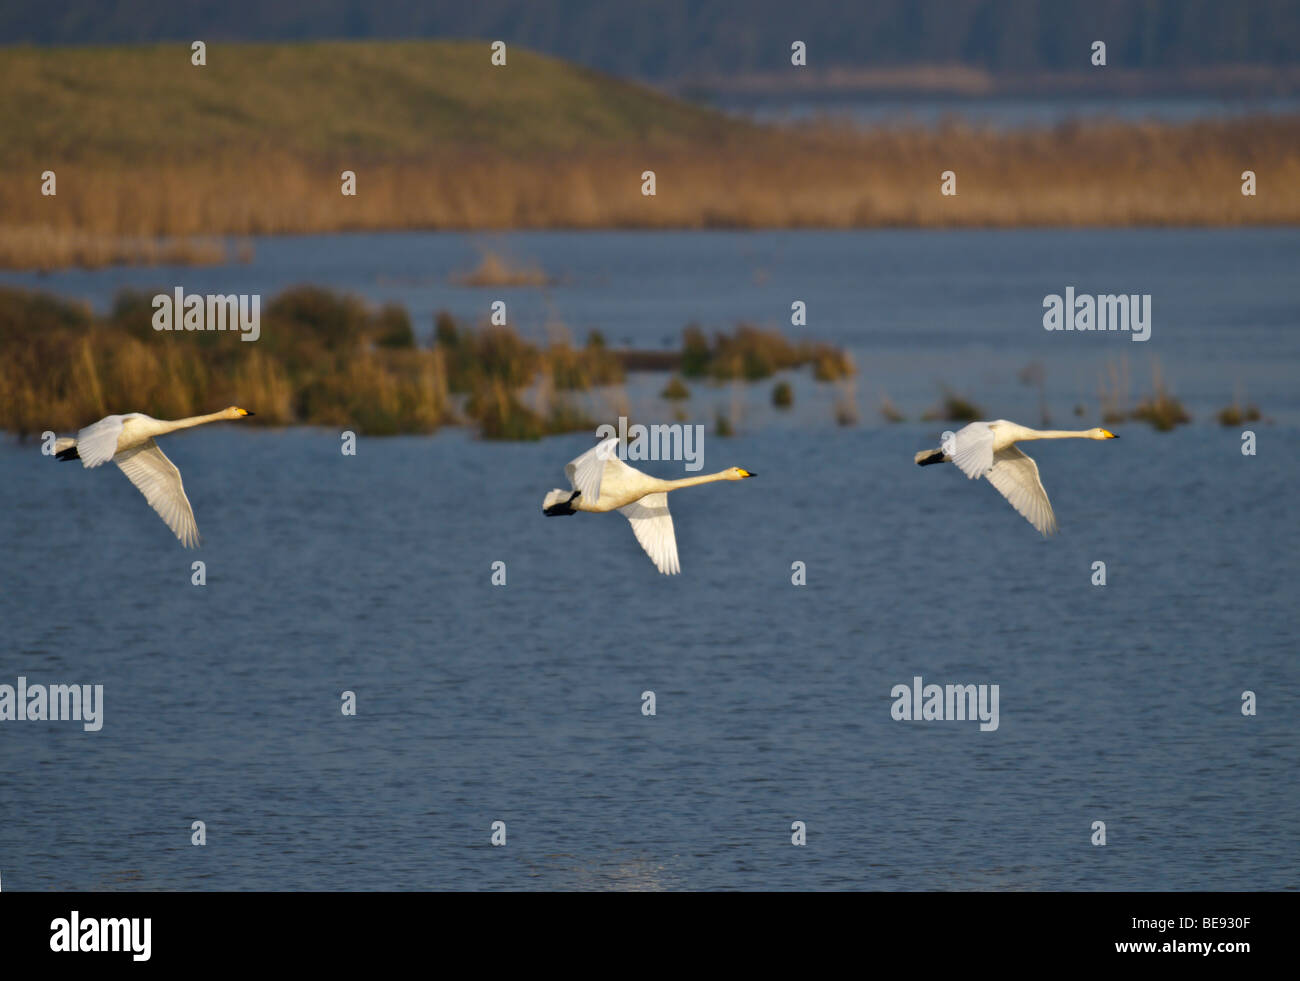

{"left": 914, "top": 448, "right": 948, "bottom": 466}
{"left": 54, "top": 438, "right": 79, "bottom": 461}
{"left": 543, "top": 488, "right": 580, "bottom": 516}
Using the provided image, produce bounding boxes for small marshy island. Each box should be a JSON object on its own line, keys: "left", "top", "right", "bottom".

{"left": 0, "top": 285, "right": 854, "bottom": 439}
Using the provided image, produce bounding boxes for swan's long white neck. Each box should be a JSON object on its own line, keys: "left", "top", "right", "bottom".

{"left": 137, "top": 410, "right": 233, "bottom": 438}
{"left": 1008, "top": 427, "right": 1100, "bottom": 441}
{"left": 654, "top": 471, "right": 736, "bottom": 492}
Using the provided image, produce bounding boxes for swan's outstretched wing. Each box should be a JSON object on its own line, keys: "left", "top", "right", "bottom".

{"left": 75, "top": 415, "right": 125, "bottom": 468}
{"left": 985, "top": 445, "right": 1057, "bottom": 536}
{"left": 618, "top": 493, "right": 680, "bottom": 575}
{"left": 113, "top": 439, "right": 201, "bottom": 548}
{"left": 565, "top": 436, "right": 624, "bottom": 505}
{"left": 949, "top": 421, "right": 994, "bottom": 479}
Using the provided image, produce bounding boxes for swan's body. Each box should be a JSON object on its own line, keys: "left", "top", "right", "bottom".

{"left": 54, "top": 407, "right": 253, "bottom": 547}
{"left": 542, "top": 436, "right": 754, "bottom": 574}
{"left": 914, "top": 420, "right": 1117, "bottom": 535}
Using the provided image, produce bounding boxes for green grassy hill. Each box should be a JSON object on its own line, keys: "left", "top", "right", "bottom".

{"left": 0, "top": 39, "right": 751, "bottom": 164}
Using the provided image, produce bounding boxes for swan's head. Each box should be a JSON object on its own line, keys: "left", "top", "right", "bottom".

{"left": 226, "top": 406, "right": 255, "bottom": 419}
{"left": 724, "top": 467, "right": 756, "bottom": 480}
{"left": 1090, "top": 428, "right": 1119, "bottom": 440}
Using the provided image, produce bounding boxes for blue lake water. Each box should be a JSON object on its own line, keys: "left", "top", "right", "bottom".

{"left": 1, "top": 228, "right": 1297, "bottom": 889}
{"left": 711, "top": 94, "right": 1300, "bottom": 130}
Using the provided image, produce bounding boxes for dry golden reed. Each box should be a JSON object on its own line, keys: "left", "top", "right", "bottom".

{"left": 452, "top": 251, "right": 553, "bottom": 287}
{"left": 1, "top": 41, "right": 1296, "bottom": 269}
{"left": 1, "top": 285, "right": 851, "bottom": 439}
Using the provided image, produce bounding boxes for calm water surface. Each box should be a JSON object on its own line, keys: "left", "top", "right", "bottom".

{"left": 0, "top": 229, "right": 1296, "bottom": 889}
{"left": 715, "top": 95, "right": 1300, "bottom": 129}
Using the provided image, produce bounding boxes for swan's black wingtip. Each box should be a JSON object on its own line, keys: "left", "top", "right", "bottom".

{"left": 543, "top": 489, "right": 580, "bottom": 516}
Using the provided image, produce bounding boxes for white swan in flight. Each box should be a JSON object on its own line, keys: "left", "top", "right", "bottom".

{"left": 542, "top": 436, "right": 755, "bottom": 574}
{"left": 54, "top": 407, "right": 254, "bottom": 547}
{"left": 915, "top": 420, "right": 1118, "bottom": 535}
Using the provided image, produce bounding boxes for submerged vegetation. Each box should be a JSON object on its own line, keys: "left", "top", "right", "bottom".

{"left": 0, "top": 286, "right": 853, "bottom": 440}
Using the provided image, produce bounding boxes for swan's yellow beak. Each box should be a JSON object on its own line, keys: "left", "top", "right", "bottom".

{"left": 737, "top": 468, "right": 755, "bottom": 477}
{"left": 237, "top": 408, "right": 254, "bottom": 417}
{"left": 1101, "top": 430, "right": 1118, "bottom": 438}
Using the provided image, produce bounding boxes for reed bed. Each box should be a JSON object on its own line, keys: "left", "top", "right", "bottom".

{"left": 0, "top": 286, "right": 851, "bottom": 439}
{"left": 7, "top": 112, "right": 1298, "bottom": 272}
{"left": 679, "top": 323, "right": 853, "bottom": 381}
{"left": 0, "top": 226, "right": 234, "bottom": 270}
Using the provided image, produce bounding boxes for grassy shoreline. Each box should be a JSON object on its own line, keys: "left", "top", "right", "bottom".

{"left": 3, "top": 41, "right": 1298, "bottom": 269}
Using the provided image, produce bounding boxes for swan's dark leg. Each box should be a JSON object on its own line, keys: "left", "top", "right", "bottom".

{"left": 915, "top": 449, "right": 947, "bottom": 466}
{"left": 55, "top": 445, "right": 80, "bottom": 461}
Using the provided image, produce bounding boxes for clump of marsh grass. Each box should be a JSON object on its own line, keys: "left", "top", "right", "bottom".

{"left": 466, "top": 380, "right": 546, "bottom": 440}
{"left": 1217, "top": 386, "right": 1261, "bottom": 426}
{"left": 1217, "top": 402, "right": 1261, "bottom": 426}
{"left": 879, "top": 394, "right": 905, "bottom": 423}
{"left": 813, "top": 349, "right": 854, "bottom": 382}
{"left": 544, "top": 326, "right": 624, "bottom": 390}
{"left": 543, "top": 398, "right": 595, "bottom": 435}
{"left": 1131, "top": 392, "right": 1190, "bottom": 430}
{"left": 660, "top": 376, "right": 690, "bottom": 400}
{"left": 679, "top": 323, "right": 853, "bottom": 382}
{"left": 772, "top": 381, "right": 793, "bottom": 408}
{"left": 526, "top": 372, "right": 596, "bottom": 439}
{"left": 1129, "top": 362, "right": 1190, "bottom": 431}
{"left": 434, "top": 311, "right": 540, "bottom": 392}
{"left": 922, "top": 387, "right": 982, "bottom": 423}
{"left": 451, "top": 250, "right": 553, "bottom": 287}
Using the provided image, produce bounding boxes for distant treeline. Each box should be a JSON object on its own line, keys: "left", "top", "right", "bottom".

{"left": 0, "top": 286, "right": 852, "bottom": 439}
{"left": 4, "top": 1, "right": 1298, "bottom": 78}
